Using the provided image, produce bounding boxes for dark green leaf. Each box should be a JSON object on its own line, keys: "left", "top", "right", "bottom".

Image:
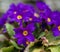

{"left": 37, "top": 32, "right": 45, "bottom": 39}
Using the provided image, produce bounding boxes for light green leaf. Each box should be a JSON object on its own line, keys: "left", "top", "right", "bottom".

{"left": 45, "top": 31, "right": 60, "bottom": 45}
{"left": 32, "top": 48, "right": 43, "bottom": 52}
{"left": 46, "top": 31, "right": 55, "bottom": 42}
{"left": 5, "top": 23, "right": 15, "bottom": 38}
{"left": 0, "top": 49, "right": 2, "bottom": 52}
{"left": 48, "top": 45, "right": 60, "bottom": 52}
{"left": 10, "top": 40, "right": 20, "bottom": 49}
{"left": 1, "top": 46, "right": 14, "bottom": 52}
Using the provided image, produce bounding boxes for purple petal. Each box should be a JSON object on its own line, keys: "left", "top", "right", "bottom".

{"left": 26, "top": 33, "right": 35, "bottom": 41}
{"left": 17, "top": 37, "right": 26, "bottom": 45}
{"left": 52, "top": 27, "right": 60, "bottom": 37}
{"left": 26, "top": 23, "right": 35, "bottom": 32}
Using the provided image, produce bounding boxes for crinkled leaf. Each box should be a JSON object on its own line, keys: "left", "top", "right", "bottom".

{"left": 49, "top": 40, "right": 60, "bottom": 46}
{"left": 45, "top": 31, "right": 60, "bottom": 45}
{"left": 5, "top": 23, "right": 15, "bottom": 38}
{"left": 1, "top": 46, "right": 14, "bottom": 52}
{"left": 46, "top": 31, "right": 55, "bottom": 42}
{"left": 10, "top": 40, "right": 20, "bottom": 49}
{"left": 48, "top": 45, "right": 60, "bottom": 52}
{"left": 32, "top": 48, "right": 43, "bottom": 52}
{"left": 29, "top": 41, "right": 43, "bottom": 52}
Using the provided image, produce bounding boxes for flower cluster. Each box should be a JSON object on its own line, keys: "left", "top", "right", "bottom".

{"left": 0, "top": 2, "right": 60, "bottom": 46}
{"left": 36, "top": 2, "right": 60, "bottom": 37}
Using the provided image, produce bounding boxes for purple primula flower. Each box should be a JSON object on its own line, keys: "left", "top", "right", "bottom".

{"left": 52, "top": 11, "right": 60, "bottom": 37}
{"left": 6, "top": 3, "right": 36, "bottom": 23}
{"left": 36, "top": 2, "right": 52, "bottom": 24}
{"left": 6, "top": 3, "right": 22, "bottom": 22}
{"left": 17, "top": 3, "right": 39, "bottom": 22}
{"left": 14, "top": 23, "right": 35, "bottom": 46}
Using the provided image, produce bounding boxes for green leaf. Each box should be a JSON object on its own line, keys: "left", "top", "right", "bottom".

{"left": 5, "top": 23, "right": 15, "bottom": 38}
{"left": 0, "top": 40, "right": 11, "bottom": 48}
{"left": 10, "top": 40, "right": 20, "bottom": 49}
{"left": 37, "top": 32, "right": 45, "bottom": 39}
{"left": 0, "top": 42, "right": 4, "bottom": 48}
{"left": 36, "top": 23, "right": 40, "bottom": 28}
{"left": 29, "top": 41, "right": 43, "bottom": 52}
{"left": 1, "top": 46, "right": 14, "bottom": 52}
{"left": 48, "top": 45, "right": 60, "bottom": 52}
{"left": 45, "top": 31, "right": 60, "bottom": 45}
{"left": 46, "top": 31, "right": 55, "bottom": 42}
{"left": 32, "top": 48, "right": 43, "bottom": 52}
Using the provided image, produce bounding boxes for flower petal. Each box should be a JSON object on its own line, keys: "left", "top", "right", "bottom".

{"left": 52, "top": 28, "right": 60, "bottom": 37}
{"left": 26, "top": 33, "right": 35, "bottom": 41}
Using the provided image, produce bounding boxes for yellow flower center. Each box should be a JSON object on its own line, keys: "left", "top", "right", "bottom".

{"left": 29, "top": 18, "right": 32, "bottom": 21}
{"left": 47, "top": 18, "right": 51, "bottom": 22}
{"left": 34, "top": 13, "right": 39, "bottom": 18}
{"left": 58, "top": 26, "right": 60, "bottom": 31}
{"left": 23, "top": 31, "right": 28, "bottom": 36}
{"left": 17, "top": 15, "right": 22, "bottom": 20}
{"left": 26, "top": 41, "right": 30, "bottom": 45}
{"left": 14, "top": 11, "right": 17, "bottom": 14}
